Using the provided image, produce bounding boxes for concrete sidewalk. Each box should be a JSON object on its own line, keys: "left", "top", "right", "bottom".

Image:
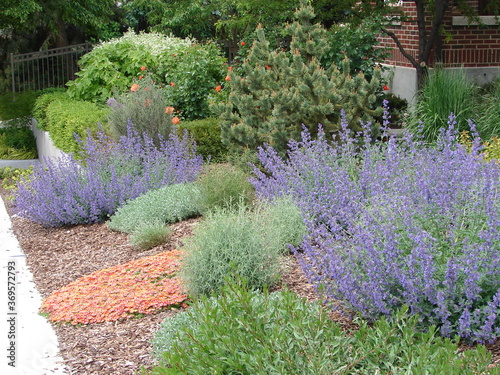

{"left": 0, "top": 196, "right": 68, "bottom": 374}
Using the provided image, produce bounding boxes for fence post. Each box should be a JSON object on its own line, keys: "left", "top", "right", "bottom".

{"left": 10, "top": 53, "right": 16, "bottom": 100}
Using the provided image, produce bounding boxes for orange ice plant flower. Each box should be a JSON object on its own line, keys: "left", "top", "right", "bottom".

{"left": 141, "top": 66, "right": 147, "bottom": 71}
{"left": 172, "top": 116, "right": 180, "bottom": 125}
{"left": 40, "top": 250, "right": 187, "bottom": 324}
{"left": 170, "top": 82, "right": 175, "bottom": 87}
{"left": 225, "top": 75, "right": 231, "bottom": 82}
{"left": 215, "top": 85, "right": 222, "bottom": 92}
{"left": 130, "top": 83, "right": 140, "bottom": 92}
{"left": 165, "top": 106, "right": 175, "bottom": 114}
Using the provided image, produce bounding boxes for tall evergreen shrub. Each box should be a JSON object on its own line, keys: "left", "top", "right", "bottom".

{"left": 215, "top": 0, "right": 382, "bottom": 157}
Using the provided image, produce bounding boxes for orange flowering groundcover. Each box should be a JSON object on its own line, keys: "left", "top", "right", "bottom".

{"left": 41, "top": 250, "right": 187, "bottom": 325}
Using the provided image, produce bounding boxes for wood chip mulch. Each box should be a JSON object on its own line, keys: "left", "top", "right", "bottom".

{"left": 1, "top": 188, "right": 499, "bottom": 374}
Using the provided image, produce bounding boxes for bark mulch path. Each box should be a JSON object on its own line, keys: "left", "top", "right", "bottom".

{"left": 2, "top": 189, "right": 500, "bottom": 374}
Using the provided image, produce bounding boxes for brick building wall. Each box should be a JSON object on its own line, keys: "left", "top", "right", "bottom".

{"left": 379, "top": 0, "right": 500, "bottom": 68}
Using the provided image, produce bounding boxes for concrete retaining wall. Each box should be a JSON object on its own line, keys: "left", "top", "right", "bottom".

{"left": 30, "top": 118, "right": 67, "bottom": 166}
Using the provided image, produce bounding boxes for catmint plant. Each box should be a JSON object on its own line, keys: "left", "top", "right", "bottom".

{"left": 13, "top": 124, "right": 203, "bottom": 227}
{"left": 251, "top": 113, "right": 500, "bottom": 343}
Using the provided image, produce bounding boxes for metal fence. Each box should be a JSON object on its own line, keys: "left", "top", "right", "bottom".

{"left": 10, "top": 43, "right": 93, "bottom": 94}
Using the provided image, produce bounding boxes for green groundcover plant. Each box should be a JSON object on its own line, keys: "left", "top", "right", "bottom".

{"left": 150, "top": 281, "right": 496, "bottom": 374}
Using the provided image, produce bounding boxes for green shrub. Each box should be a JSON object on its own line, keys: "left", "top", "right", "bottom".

{"left": 130, "top": 220, "right": 173, "bottom": 250}
{"left": 107, "top": 74, "right": 175, "bottom": 146}
{"left": 32, "top": 90, "right": 69, "bottom": 131}
{"left": 0, "top": 118, "right": 37, "bottom": 159}
{"left": 407, "top": 67, "right": 477, "bottom": 144}
{"left": 0, "top": 91, "right": 37, "bottom": 121}
{"left": 180, "top": 206, "right": 282, "bottom": 297}
{"left": 44, "top": 98, "right": 109, "bottom": 154}
{"left": 150, "top": 282, "right": 495, "bottom": 374}
{"left": 107, "top": 183, "right": 201, "bottom": 234}
{"left": 176, "top": 118, "right": 228, "bottom": 163}
{"left": 195, "top": 164, "right": 254, "bottom": 214}
{"left": 66, "top": 31, "right": 226, "bottom": 120}
{"left": 257, "top": 195, "right": 307, "bottom": 254}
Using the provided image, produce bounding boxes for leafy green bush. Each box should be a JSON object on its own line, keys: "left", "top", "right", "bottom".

{"left": 107, "top": 74, "right": 175, "bottom": 146}
{"left": 151, "top": 282, "right": 495, "bottom": 374}
{"left": 407, "top": 68, "right": 477, "bottom": 144}
{"left": 180, "top": 206, "right": 282, "bottom": 297}
{"left": 195, "top": 164, "right": 254, "bottom": 214}
{"left": 323, "top": 20, "right": 389, "bottom": 78}
{"left": 130, "top": 220, "right": 173, "bottom": 251}
{"left": 107, "top": 183, "right": 201, "bottom": 234}
{"left": 257, "top": 195, "right": 307, "bottom": 254}
{"left": 0, "top": 118, "right": 37, "bottom": 159}
{"left": 0, "top": 91, "right": 37, "bottom": 121}
{"left": 176, "top": 118, "right": 228, "bottom": 162}
{"left": 44, "top": 98, "right": 109, "bottom": 154}
{"left": 32, "top": 89, "right": 69, "bottom": 131}
{"left": 66, "top": 31, "right": 225, "bottom": 120}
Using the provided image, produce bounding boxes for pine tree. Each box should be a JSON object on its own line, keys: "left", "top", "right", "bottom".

{"left": 216, "top": 0, "right": 383, "bottom": 157}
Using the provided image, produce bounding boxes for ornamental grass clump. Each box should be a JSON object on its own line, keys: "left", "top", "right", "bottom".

{"left": 13, "top": 125, "right": 203, "bottom": 227}
{"left": 251, "top": 113, "right": 500, "bottom": 343}
{"left": 130, "top": 220, "right": 173, "bottom": 251}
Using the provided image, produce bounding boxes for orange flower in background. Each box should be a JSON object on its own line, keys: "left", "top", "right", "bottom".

{"left": 241, "top": 41, "right": 246, "bottom": 46}
{"left": 130, "top": 83, "right": 139, "bottom": 92}
{"left": 172, "top": 116, "right": 180, "bottom": 125}
{"left": 165, "top": 106, "right": 175, "bottom": 114}
{"left": 170, "top": 82, "right": 176, "bottom": 87}
{"left": 139, "top": 75, "right": 143, "bottom": 79}
{"left": 225, "top": 75, "right": 231, "bottom": 82}
{"left": 215, "top": 85, "right": 222, "bottom": 92}
{"left": 140, "top": 66, "right": 147, "bottom": 71}
{"left": 383, "top": 85, "right": 390, "bottom": 91}
{"left": 228, "top": 67, "right": 233, "bottom": 72}
{"left": 265, "top": 65, "right": 271, "bottom": 70}
{"left": 145, "top": 87, "right": 150, "bottom": 91}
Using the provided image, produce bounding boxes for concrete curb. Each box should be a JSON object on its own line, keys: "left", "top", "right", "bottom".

{"left": 0, "top": 197, "right": 68, "bottom": 374}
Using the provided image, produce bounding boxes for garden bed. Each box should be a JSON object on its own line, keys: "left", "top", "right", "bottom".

{"left": 2, "top": 188, "right": 500, "bottom": 374}
{"left": 0, "top": 188, "right": 353, "bottom": 374}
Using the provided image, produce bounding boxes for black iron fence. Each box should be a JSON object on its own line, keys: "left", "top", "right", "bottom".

{"left": 10, "top": 43, "right": 93, "bottom": 93}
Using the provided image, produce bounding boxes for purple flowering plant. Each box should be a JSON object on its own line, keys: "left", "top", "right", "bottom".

{"left": 251, "top": 109, "right": 500, "bottom": 343}
{"left": 13, "top": 123, "right": 203, "bottom": 227}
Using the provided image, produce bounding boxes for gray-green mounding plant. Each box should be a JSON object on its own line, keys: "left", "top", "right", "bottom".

{"left": 107, "top": 183, "right": 201, "bottom": 234}
{"left": 180, "top": 205, "right": 282, "bottom": 297}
